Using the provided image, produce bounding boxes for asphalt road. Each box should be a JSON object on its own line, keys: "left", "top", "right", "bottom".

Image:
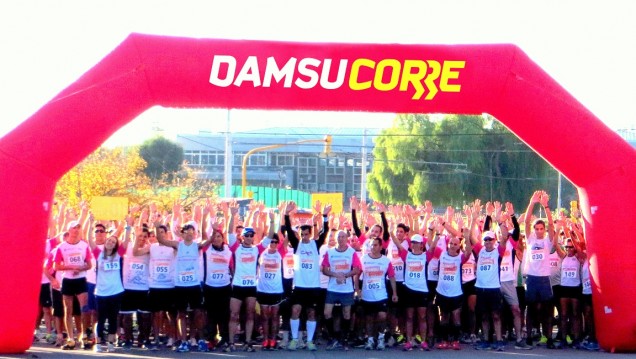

{"left": 3, "top": 340, "right": 631, "bottom": 359}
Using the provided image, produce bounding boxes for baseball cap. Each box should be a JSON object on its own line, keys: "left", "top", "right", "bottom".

{"left": 67, "top": 220, "right": 81, "bottom": 231}
{"left": 410, "top": 234, "right": 424, "bottom": 243}
{"left": 482, "top": 230, "right": 496, "bottom": 241}
{"left": 242, "top": 227, "right": 256, "bottom": 236}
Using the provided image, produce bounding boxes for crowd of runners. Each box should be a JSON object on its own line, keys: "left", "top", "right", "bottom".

{"left": 35, "top": 190, "right": 600, "bottom": 353}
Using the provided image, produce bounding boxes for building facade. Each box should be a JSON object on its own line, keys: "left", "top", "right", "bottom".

{"left": 176, "top": 127, "right": 381, "bottom": 202}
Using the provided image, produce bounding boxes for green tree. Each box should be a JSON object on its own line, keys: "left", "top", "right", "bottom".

{"left": 139, "top": 136, "right": 184, "bottom": 180}
{"left": 368, "top": 114, "right": 576, "bottom": 210}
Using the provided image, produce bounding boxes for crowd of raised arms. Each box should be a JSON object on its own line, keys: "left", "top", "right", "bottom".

{"left": 36, "top": 190, "right": 600, "bottom": 354}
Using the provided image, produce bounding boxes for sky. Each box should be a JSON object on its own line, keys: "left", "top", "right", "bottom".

{"left": 1, "top": 0, "right": 635, "bottom": 147}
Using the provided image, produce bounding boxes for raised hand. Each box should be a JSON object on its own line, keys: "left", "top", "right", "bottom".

{"left": 350, "top": 196, "right": 359, "bottom": 211}
{"left": 313, "top": 200, "right": 322, "bottom": 214}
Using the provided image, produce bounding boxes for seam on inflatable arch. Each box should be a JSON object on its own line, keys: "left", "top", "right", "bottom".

{"left": 128, "top": 33, "right": 157, "bottom": 106}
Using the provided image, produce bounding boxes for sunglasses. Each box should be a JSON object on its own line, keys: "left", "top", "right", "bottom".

{"left": 484, "top": 237, "right": 495, "bottom": 242}
{"left": 243, "top": 234, "right": 254, "bottom": 238}
{"left": 94, "top": 229, "right": 105, "bottom": 233}
{"left": 565, "top": 246, "right": 574, "bottom": 249}
{"left": 270, "top": 241, "right": 279, "bottom": 244}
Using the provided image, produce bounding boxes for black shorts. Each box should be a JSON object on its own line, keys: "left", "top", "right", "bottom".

{"left": 203, "top": 284, "right": 232, "bottom": 310}
{"left": 231, "top": 285, "right": 257, "bottom": 301}
{"left": 39, "top": 283, "right": 52, "bottom": 308}
{"left": 427, "top": 281, "right": 438, "bottom": 305}
{"left": 476, "top": 287, "right": 503, "bottom": 313}
{"left": 290, "top": 287, "right": 323, "bottom": 309}
{"left": 435, "top": 293, "right": 463, "bottom": 313}
{"left": 120, "top": 289, "right": 150, "bottom": 313}
{"left": 462, "top": 279, "right": 476, "bottom": 296}
{"left": 402, "top": 286, "right": 429, "bottom": 308}
{"left": 257, "top": 292, "right": 284, "bottom": 306}
{"left": 362, "top": 299, "right": 388, "bottom": 314}
{"left": 52, "top": 289, "right": 80, "bottom": 318}
{"left": 581, "top": 293, "right": 593, "bottom": 307}
{"left": 552, "top": 284, "right": 563, "bottom": 300}
{"left": 283, "top": 278, "right": 294, "bottom": 298}
{"left": 148, "top": 288, "right": 176, "bottom": 313}
{"left": 560, "top": 285, "right": 582, "bottom": 300}
{"left": 61, "top": 277, "right": 88, "bottom": 296}
{"left": 174, "top": 285, "right": 203, "bottom": 311}
{"left": 386, "top": 281, "right": 406, "bottom": 308}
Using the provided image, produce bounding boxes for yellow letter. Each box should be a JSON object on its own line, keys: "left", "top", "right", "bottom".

{"left": 349, "top": 59, "right": 375, "bottom": 90}
{"left": 400, "top": 60, "right": 427, "bottom": 100}
{"left": 373, "top": 59, "right": 401, "bottom": 91}
{"left": 424, "top": 60, "right": 441, "bottom": 100}
{"left": 440, "top": 61, "right": 465, "bottom": 93}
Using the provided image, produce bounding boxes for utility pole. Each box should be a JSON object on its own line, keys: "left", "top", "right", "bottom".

{"left": 361, "top": 128, "right": 368, "bottom": 202}
{"left": 224, "top": 110, "right": 232, "bottom": 198}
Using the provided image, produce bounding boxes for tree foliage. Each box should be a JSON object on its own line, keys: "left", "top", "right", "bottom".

{"left": 139, "top": 137, "right": 184, "bottom": 180}
{"left": 55, "top": 145, "right": 217, "bottom": 213}
{"left": 368, "top": 114, "right": 577, "bottom": 210}
{"left": 55, "top": 147, "right": 150, "bottom": 208}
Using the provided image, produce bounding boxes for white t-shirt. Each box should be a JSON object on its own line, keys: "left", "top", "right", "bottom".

{"left": 293, "top": 240, "right": 321, "bottom": 289}
{"left": 257, "top": 247, "right": 285, "bottom": 294}
{"left": 461, "top": 252, "right": 476, "bottom": 284}
{"left": 322, "top": 246, "right": 360, "bottom": 294}
{"left": 231, "top": 244, "right": 261, "bottom": 287}
{"left": 360, "top": 254, "right": 394, "bottom": 302}
{"left": 54, "top": 240, "right": 92, "bottom": 280}
{"left": 523, "top": 233, "right": 553, "bottom": 277}
{"left": 436, "top": 251, "right": 464, "bottom": 297}
{"left": 204, "top": 244, "right": 232, "bottom": 287}
{"left": 582, "top": 259, "right": 592, "bottom": 295}
{"left": 174, "top": 241, "right": 201, "bottom": 287}
{"left": 387, "top": 239, "right": 408, "bottom": 282}
{"left": 560, "top": 255, "right": 581, "bottom": 287}
{"left": 403, "top": 251, "right": 429, "bottom": 293}
{"left": 475, "top": 245, "right": 503, "bottom": 289}
{"left": 123, "top": 244, "right": 149, "bottom": 291}
{"left": 94, "top": 247, "right": 125, "bottom": 297}
{"left": 148, "top": 243, "right": 176, "bottom": 289}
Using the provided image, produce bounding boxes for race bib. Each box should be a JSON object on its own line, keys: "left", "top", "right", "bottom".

{"left": 68, "top": 253, "right": 82, "bottom": 265}
{"left": 563, "top": 269, "right": 577, "bottom": 278}
{"left": 104, "top": 261, "right": 120, "bottom": 271}
{"left": 367, "top": 279, "right": 381, "bottom": 290}
{"left": 240, "top": 275, "right": 255, "bottom": 286}
{"left": 179, "top": 271, "right": 196, "bottom": 283}
{"left": 531, "top": 250, "right": 544, "bottom": 262}
{"left": 130, "top": 263, "right": 145, "bottom": 271}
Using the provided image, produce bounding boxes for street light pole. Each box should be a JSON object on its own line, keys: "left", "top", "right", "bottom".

{"left": 242, "top": 136, "right": 332, "bottom": 198}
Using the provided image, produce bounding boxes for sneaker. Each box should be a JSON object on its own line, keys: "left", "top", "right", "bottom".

{"left": 107, "top": 342, "right": 115, "bottom": 352}
{"left": 326, "top": 339, "right": 342, "bottom": 351}
{"left": 539, "top": 335, "right": 548, "bottom": 345}
{"left": 306, "top": 341, "right": 317, "bottom": 351}
{"left": 122, "top": 340, "right": 132, "bottom": 351}
{"left": 177, "top": 342, "right": 190, "bottom": 352}
{"left": 365, "top": 337, "right": 375, "bottom": 350}
{"left": 436, "top": 340, "right": 449, "bottom": 349}
{"left": 414, "top": 334, "right": 422, "bottom": 344}
{"left": 223, "top": 344, "right": 236, "bottom": 352}
{"left": 94, "top": 344, "right": 106, "bottom": 352}
{"left": 470, "top": 334, "right": 478, "bottom": 344}
{"left": 403, "top": 341, "right": 413, "bottom": 351}
{"left": 268, "top": 339, "right": 277, "bottom": 349}
{"left": 262, "top": 339, "right": 270, "bottom": 350}
{"left": 166, "top": 338, "right": 175, "bottom": 348}
{"left": 198, "top": 339, "right": 209, "bottom": 352}
{"left": 287, "top": 339, "right": 298, "bottom": 351}
{"left": 495, "top": 340, "right": 505, "bottom": 351}
{"left": 421, "top": 341, "right": 430, "bottom": 351}
{"left": 387, "top": 335, "right": 396, "bottom": 347}
{"left": 451, "top": 340, "right": 461, "bottom": 350}
{"left": 396, "top": 333, "right": 405, "bottom": 344}
{"left": 244, "top": 343, "right": 255, "bottom": 352}
{"left": 54, "top": 337, "right": 65, "bottom": 347}
{"left": 475, "top": 341, "right": 491, "bottom": 350}
{"left": 461, "top": 334, "right": 472, "bottom": 344}
{"left": 566, "top": 335, "right": 573, "bottom": 346}
{"left": 377, "top": 333, "right": 385, "bottom": 350}
{"left": 515, "top": 340, "right": 532, "bottom": 350}
{"left": 297, "top": 336, "right": 305, "bottom": 349}
{"left": 585, "top": 341, "right": 600, "bottom": 351}
{"left": 61, "top": 339, "right": 76, "bottom": 350}
{"left": 352, "top": 337, "right": 366, "bottom": 348}
{"left": 149, "top": 341, "right": 159, "bottom": 351}
{"left": 546, "top": 339, "right": 556, "bottom": 349}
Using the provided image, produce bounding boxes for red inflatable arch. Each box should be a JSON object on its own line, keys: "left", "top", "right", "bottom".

{"left": 1, "top": 33, "right": 635, "bottom": 353}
